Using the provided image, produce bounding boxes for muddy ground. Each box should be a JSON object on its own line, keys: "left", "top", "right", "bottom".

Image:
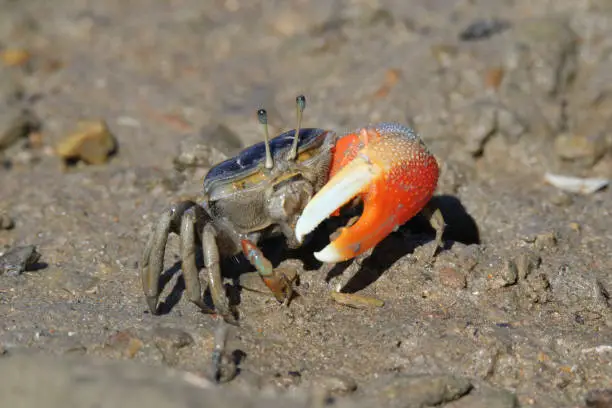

{"left": 1, "top": 1, "right": 611, "bottom": 407}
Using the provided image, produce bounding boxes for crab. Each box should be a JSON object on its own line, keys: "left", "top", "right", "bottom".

{"left": 140, "top": 95, "right": 445, "bottom": 321}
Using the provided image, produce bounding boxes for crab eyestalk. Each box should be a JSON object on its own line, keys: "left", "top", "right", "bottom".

{"left": 258, "top": 108, "right": 274, "bottom": 169}
{"left": 295, "top": 123, "right": 439, "bottom": 263}
{"left": 289, "top": 95, "right": 306, "bottom": 161}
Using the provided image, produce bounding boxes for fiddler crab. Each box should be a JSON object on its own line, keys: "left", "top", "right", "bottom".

{"left": 140, "top": 95, "right": 445, "bottom": 322}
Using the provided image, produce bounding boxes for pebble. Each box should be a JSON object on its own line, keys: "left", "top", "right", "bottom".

{"left": 520, "top": 273, "right": 551, "bottom": 305}
{"left": 1, "top": 48, "right": 30, "bottom": 67}
{"left": 152, "top": 327, "right": 194, "bottom": 366}
{"left": 264, "top": 371, "right": 303, "bottom": 389}
{"left": 0, "top": 212, "right": 15, "bottom": 230}
{"left": 330, "top": 291, "right": 384, "bottom": 309}
{"left": 307, "top": 374, "right": 357, "bottom": 397}
{"left": 554, "top": 131, "right": 608, "bottom": 167}
{"left": 173, "top": 140, "right": 227, "bottom": 172}
{"left": 46, "top": 269, "right": 100, "bottom": 295}
{"left": 500, "top": 260, "right": 518, "bottom": 286}
{"left": 457, "top": 102, "right": 497, "bottom": 157}
{"left": 103, "top": 330, "right": 144, "bottom": 359}
{"left": 373, "top": 374, "right": 472, "bottom": 407}
{"left": 459, "top": 19, "right": 511, "bottom": 41}
{"left": 488, "top": 259, "right": 518, "bottom": 290}
{"left": 585, "top": 389, "right": 612, "bottom": 408}
{"left": 503, "top": 17, "right": 578, "bottom": 97}
{"left": 534, "top": 231, "right": 557, "bottom": 250}
{"left": 173, "top": 123, "right": 243, "bottom": 172}
{"left": 0, "top": 245, "right": 40, "bottom": 276}
{"left": 548, "top": 191, "right": 573, "bottom": 206}
{"left": 548, "top": 266, "right": 609, "bottom": 314}
{"left": 514, "top": 251, "right": 540, "bottom": 280}
{"left": 445, "top": 385, "right": 518, "bottom": 408}
{"left": 438, "top": 266, "right": 467, "bottom": 289}
{"left": 0, "top": 109, "right": 40, "bottom": 152}
{"left": 55, "top": 120, "right": 116, "bottom": 165}
{"left": 496, "top": 107, "right": 526, "bottom": 143}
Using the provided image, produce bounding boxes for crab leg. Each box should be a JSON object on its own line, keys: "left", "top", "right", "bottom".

{"left": 241, "top": 239, "right": 296, "bottom": 304}
{"left": 295, "top": 123, "right": 440, "bottom": 263}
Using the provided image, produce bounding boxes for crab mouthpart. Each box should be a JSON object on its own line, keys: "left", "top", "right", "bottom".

{"left": 294, "top": 124, "right": 439, "bottom": 264}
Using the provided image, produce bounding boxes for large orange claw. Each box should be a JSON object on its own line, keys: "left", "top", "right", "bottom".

{"left": 295, "top": 122, "right": 439, "bottom": 263}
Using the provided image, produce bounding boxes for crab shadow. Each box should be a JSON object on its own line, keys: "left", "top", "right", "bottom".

{"left": 290, "top": 194, "right": 480, "bottom": 293}
{"left": 154, "top": 194, "right": 479, "bottom": 314}
{"left": 155, "top": 261, "right": 186, "bottom": 315}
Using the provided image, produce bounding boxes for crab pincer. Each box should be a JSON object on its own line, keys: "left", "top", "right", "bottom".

{"left": 295, "top": 122, "right": 443, "bottom": 264}
{"left": 241, "top": 239, "right": 297, "bottom": 304}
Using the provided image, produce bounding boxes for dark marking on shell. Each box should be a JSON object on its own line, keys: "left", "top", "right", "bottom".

{"left": 203, "top": 128, "right": 329, "bottom": 191}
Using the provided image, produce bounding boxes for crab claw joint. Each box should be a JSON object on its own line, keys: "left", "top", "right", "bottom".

{"left": 295, "top": 123, "right": 439, "bottom": 263}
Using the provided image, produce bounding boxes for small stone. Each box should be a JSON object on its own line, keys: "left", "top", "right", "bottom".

{"left": 0, "top": 212, "right": 14, "bottom": 230}
{"left": 46, "top": 269, "right": 100, "bottom": 294}
{"left": 521, "top": 273, "right": 551, "bottom": 304}
{"left": 585, "top": 389, "right": 612, "bottom": 408}
{"left": 455, "top": 244, "right": 482, "bottom": 271}
{"left": 308, "top": 374, "right": 357, "bottom": 397}
{"left": 430, "top": 44, "right": 458, "bottom": 67}
{"left": 173, "top": 140, "right": 227, "bottom": 172}
{"left": 534, "top": 231, "right": 557, "bottom": 250}
{"left": 500, "top": 260, "right": 518, "bottom": 285}
{"left": 489, "top": 260, "right": 518, "bottom": 289}
{"left": 549, "top": 191, "right": 573, "bottom": 206}
{"left": 554, "top": 131, "right": 607, "bottom": 167}
{"left": 0, "top": 245, "right": 41, "bottom": 276}
{"left": 514, "top": 252, "right": 540, "bottom": 280}
{"left": 173, "top": 124, "right": 242, "bottom": 172}
{"left": 330, "top": 291, "right": 384, "bottom": 309}
{"left": 496, "top": 107, "right": 526, "bottom": 143}
{"left": 265, "top": 371, "right": 302, "bottom": 389}
{"left": 503, "top": 17, "right": 578, "bottom": 97}
{"left": 484, "top": 67, "right": 505, "bottom": 90}
{"left": 376, "top": 374, "right": 472, "bottom": 407}
{"left": 0, "top": 109, "right": 41, "bottom": 152}
{"left": 438, "top": 267, "right": 467, "bottom": 289}
{"left": 269, "top": 3, "right": 335, "bottom": 37}
{"left": 55, "top": 120, "right": 116, "bottom": 165}
{"left": 103, "top": 330, "right": 143, "bottom": 359}
{"left": 459, "top": 103, "right": 497, "bottom": 157}
{"left": 373, "top": 68, "right": 402, "bottom": 99}
{"left": 459, "top": 19, "right": 511, "bottom": 41}
{"left": 446, "top": 385, "right": 518, "bottom": 408}
{"left": 152, "top": 327, "right": 194, "bottom": 365}
{"left": 1, "top": 48, "right": 31, "bottom": 67}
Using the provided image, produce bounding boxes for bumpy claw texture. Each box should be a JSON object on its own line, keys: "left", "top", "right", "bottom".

{"left": 295, "top": 123, "right": 439, "bottom": 263}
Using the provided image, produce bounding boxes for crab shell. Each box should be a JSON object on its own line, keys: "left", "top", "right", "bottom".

{"left": 202, "top": 127, "right": 336, "bottom": 236}
{"left": 202, "top": 122, "right": 439, "bottom": 264}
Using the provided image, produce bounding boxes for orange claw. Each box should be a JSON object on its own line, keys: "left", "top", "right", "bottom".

{"left": 294, "top": 123, "right": 439, "bottom": 263}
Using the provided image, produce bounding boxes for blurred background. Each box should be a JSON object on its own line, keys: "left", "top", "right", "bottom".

{"left": 0, "top": 1, "right": 611, "bottom": 408}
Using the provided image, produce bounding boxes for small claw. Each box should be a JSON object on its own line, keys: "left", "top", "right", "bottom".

{"left": 295, "top": 123, "right": 439, "bottom": 263}
{"left": 241, "top": 239, "right": 295, "bottom": 303}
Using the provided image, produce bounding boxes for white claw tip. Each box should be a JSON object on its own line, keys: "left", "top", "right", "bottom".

{"left": 314, "top": 245, "right": 345, "bottom": 263}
